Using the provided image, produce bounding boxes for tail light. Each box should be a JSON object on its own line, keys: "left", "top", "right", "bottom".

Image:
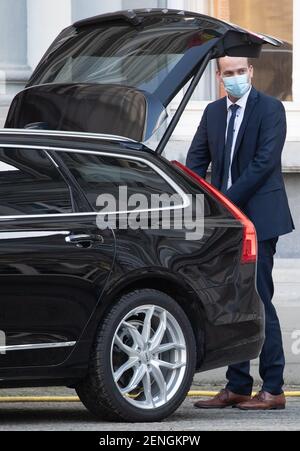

{"left": 172, "top": 161, "right": 257, "bottom": 264}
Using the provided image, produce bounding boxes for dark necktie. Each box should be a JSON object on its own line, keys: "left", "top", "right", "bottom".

{"left": 220, "top": 104, "right": 240, "bottom": 193}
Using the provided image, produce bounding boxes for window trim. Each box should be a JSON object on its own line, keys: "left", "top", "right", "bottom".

{"left": 44, "top": 150, "right": 76, "bottom": 213}
{"left": 0, "top": 144, "right": 190, "bottom": 220}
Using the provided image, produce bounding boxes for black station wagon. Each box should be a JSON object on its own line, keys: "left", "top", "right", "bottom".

{"left": 1, "top": 9, "right": 281, "bottom": 422}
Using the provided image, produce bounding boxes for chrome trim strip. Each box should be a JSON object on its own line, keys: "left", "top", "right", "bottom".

{"left": 0, "top": 144, "right": 190, "bottom": 220}
{"left": 44, "top": 150, "right": 59, "bottom": 168}
{"left": 0, "top": 341, "right": 76, "bottom": 353}
{"left": 0, "top": 129, "right": 137, "bottom": 143}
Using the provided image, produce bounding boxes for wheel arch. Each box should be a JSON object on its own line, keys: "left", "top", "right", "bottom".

{"left": 84, "top": 271, "right": 207, "bottom": 370}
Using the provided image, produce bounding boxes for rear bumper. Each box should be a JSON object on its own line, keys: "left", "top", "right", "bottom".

{"left": 194, "top": 263, "right": 265, "bottom": 372}
{"left": 198, "top": 325, "right": 265, "bottom": 372}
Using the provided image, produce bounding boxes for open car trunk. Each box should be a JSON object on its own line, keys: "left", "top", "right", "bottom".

{"left": 5, "top": 8, "right": 282, "bottom": 152}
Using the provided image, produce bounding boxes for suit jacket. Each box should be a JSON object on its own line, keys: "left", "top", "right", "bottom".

{"left": 186, "top": 87, "right": 295, "bottom": 241}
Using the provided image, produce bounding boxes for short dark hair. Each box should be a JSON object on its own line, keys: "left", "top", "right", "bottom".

{"left": 216, "top": 57, "right": 251, "bottom": 72}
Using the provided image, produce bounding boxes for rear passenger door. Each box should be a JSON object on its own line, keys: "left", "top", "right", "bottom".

{"left": 0, "top": 145, "right": 115, "bottom": 369}
{"left": 56, "top": 149, "right": 188, "bottom": 277}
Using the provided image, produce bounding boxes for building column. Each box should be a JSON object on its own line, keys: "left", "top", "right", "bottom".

{"left": 71, "top": 0, "right": 122, "bottom": 22}
{"left": 185, "top": 0, "right": 210, "bottom": 14}
{"left": 167, "top": 0, "right": 184, "bottom": 9}
{"left": 0, "top": 0, "right": 31, "bottom": 124}
{"left": 122, "top": 1, "right": 167, "bottom": 10}
{"left": 27, "top": 0, "right": 72, "bottom": 71}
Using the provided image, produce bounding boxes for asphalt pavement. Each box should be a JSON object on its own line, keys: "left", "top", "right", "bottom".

{"left": 0, "top": 388, "right": 299, "bottom": 431}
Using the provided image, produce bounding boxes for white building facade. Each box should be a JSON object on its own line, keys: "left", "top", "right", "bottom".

{"left": 0, "top": 0, "right": 299, "bottom": 258}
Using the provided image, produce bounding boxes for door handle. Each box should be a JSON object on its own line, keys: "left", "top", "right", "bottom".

{"left": 65, "top": 234, "right": 104, "bottom": 248}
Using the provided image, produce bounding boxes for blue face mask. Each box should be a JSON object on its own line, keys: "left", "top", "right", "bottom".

{"left": 222, "top": 74, "right": 251, "bottom": 99}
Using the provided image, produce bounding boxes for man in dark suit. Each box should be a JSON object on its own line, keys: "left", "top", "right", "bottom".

{"left": 187, "top": 56, "right": 294, "bottom": 410}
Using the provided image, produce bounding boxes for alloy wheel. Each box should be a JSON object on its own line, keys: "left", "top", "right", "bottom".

{"left": 111, "top": 304, "right": 187, "bottom": 410}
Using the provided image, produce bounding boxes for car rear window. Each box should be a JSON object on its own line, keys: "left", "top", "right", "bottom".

{"left": 30, "top": 20, "right": 219, "bottom": 97}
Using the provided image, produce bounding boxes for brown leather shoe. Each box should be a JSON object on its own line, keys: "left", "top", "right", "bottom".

{"left": 236, "top": 391, "right": 286, "bottom": 410}
{"left": 194, "top": 389, "right": 251, "bottom": 409}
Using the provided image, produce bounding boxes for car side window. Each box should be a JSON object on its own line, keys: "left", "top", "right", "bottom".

{"left": 0, "top": 147, "right": 72, "bottom": 216}
{"left": 59, "top": 152, "right": 179, "bottom": 211}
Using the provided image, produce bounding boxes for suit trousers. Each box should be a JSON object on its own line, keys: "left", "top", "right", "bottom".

{"left": 226, "top": 238, "right": 285, "bottom": 396}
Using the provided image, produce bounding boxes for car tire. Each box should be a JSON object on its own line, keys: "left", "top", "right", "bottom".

{"left": 75, "top": 289, "right": 197, "bottom": 422}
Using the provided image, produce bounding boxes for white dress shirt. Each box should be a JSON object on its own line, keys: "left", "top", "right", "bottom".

{"left": 226, "top": 87, "right": 252, "bottom": 189}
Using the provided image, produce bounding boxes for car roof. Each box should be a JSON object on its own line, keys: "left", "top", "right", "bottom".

{"left": 0, "top": 129, "right": 137, "bottom": 143}
{"left": 0, "top": 129, "right": 146, "bottom": 153}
